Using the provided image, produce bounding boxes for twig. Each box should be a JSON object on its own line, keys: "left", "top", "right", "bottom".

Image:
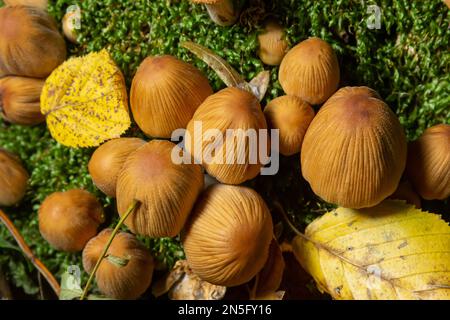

{"left": 0, "top": 209, "right": 60, "bottom": 296}
{"left": 80, "top": 199, "right": 139, "bottom": 300}
{"left": 272, "top": 201, "right": 303, "bottom": 237}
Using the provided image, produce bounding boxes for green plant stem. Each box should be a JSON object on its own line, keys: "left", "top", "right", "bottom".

{"left": 80, "top": 199, "right": 139, "bottom": 300}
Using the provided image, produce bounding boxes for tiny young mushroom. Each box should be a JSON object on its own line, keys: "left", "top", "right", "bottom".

{"left": 264, "top": 95, "right": 315, "bottom": 156}
{"left": 130, "top": 55, "right": 213, "bottom": 138}
{"left": 0, "top": 149, "right": 29, "bottom": 206}
{"left": 88, "top": 138, "right": 146, "bottom": 198}
{"left": 258, "top": 21, "right": 289, "bottom": 66}
{"left": 116, "top": 140, "right": 204, "bottom": 238}
{"left": 406, "top": 124, "right": 450, "bottom": 200}
{"left": 0, "top": 5, "right": 66, "bottom": 78}
{"left": 0, "top": 76, "right": 46, "bottom": 125}
{"left": 182, "top": 184, "right": 273, "bottom": 287}
{"left": 301, "top": 86, "right": 407, "bottom": 209}
{"left": 38, "top": 189, "right": 105, "bottom": 252}
{"left": 82, "top": 229, "right": 154, "bottom": 300}
{"left": 279, "top": 37, "right": 340, "bottom": 105}
{"left": 190, "top": 0, "right": 241, "bottom": 27}
{"left": 62, "top": 4, "right": 81, "bottom": 43}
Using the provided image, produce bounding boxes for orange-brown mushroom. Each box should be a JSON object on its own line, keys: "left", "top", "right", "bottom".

{"left": 38, "top": 189, "right": 104, "bottom": 252}
{"left": 4, "top": 0, "right": 48, "bottom": 10}
{"left": 82, "top": 229, "right": 154, "bottom": 300}
{"left": 116, "top": 140, "right": 204, "bottom": 237}
{"left": 184, "top": 87, "right": 269, "bottom": 184}
{"left": 182, "top": 184, "right": 273, "bottom": 287}
{"left": 0, "top": 149, "right": 28, "bottom": 206}
{"left": 88, "top": 138, "right": 146, "bottom": 197}
{"left": 279, "top": 37, "right": 339, "bottom": 105}
{"left": 0, "top": 76, "right": 45, "bottom": 125}
{"left": 406, "top": 124, "right": 450, "bottom": 200}
{"left": 190, "top": 0, "right": 240, "bottom": 27}
{"left": 264, "top": 95, "right": 315, "bottom": 156}
{"left": 258, "top": 21, "right": 289, "bottom": 66}
{"left": 301, "top": 86, "right": 407, "bottom": 208}
{"left": 130, "top": 55, "right": 212, "bottom": 138}
{"left": 0, "top": 6, "right": 66, "bottom": 78}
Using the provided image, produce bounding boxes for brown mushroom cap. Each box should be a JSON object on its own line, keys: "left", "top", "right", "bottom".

{"left": 4, "top": 1, "right": 48, "bottom": 10}
{"left": 0, "top": 149, "right": 28, "bottom": 206}
{"left": 190, "top": 0, "right": 221, "bottom": 3}
{"left": 38, "top": 189, "right": 104, "bottom": 252}
{"left": 301, "top": 86, "right": 407, "bottom": 208}
{"left": 279, "top": 37, "right": 340, "bottom": 105}
{"left": 88, "top": 138, "right": 146, "bottom": 197}
{"left": 182, "top": 184, "right": 273, "bottom": 287}
{"left": 255, "top": 239, "right": 285, "bottom": 296}
{"left": 184, "top": 87, "right": 268, "bottom": 185}
{"left": 130, "top": 55, "right": 213, "bottom": 138}
{"left": 82, "top": 228, "right": 154, "bottom": 300}
{"left": 116, "top": 140, "right": 204, "bottom": 237}
{"left": 258, "top": 21, "right": 289, "bottom": 66}
{"left": 406, "top": 124, "right": 450, "bottom": 200}
{"left": 388, "top": 180, "right": 421, "bottom": 209}
{"left": 0, "top": 76, "right": 46, "bottom": 125}
{"left": 0, "top": 6, "right": 66, "bottom": 78}
{"left": 264, "top": 95, "right": 315, "bottom": 156}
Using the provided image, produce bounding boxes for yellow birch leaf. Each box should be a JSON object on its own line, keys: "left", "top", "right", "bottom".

{"left": 40, "top": 49, "right": 131, "bottom": 148}
{"left": 293, "top": 200, "right": 450, "bottom": 300}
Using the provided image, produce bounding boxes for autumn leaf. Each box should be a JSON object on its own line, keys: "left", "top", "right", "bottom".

{"left": 41, "top": 49, "right": 131, "bottom": 148}
{"left": 292, "top": 200, "right": 450, "bottom": 300}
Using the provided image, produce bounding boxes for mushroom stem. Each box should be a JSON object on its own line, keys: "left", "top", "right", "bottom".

{"left": 80, "top": 199, "right": 140, "bottom": 300}
{"left": 205, "top": 0, "right": 240, "bottom": 27}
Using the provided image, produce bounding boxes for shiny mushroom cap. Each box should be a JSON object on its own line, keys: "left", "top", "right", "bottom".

{"left": 279, "top": 37, "right": 340, "bottom": 105}
{"left": 406, "top": 124, "right": 450, "bottom": 200}
{"left": 88, "top": 138, "right": 146, "bottom": 197}
{"left": 0, "top": 76, "right": 46, "bottom": 125}
{"left": 4, "top": 0, "right": 48, "bottom": 10}
{"left": 130, "top": 55, "right": 213, "bottom": 138}
{"left": 38, "top": 189, "right": 104, "bottom": 252}
{"left": 116, "top": 140, "right": 204, "bottom": 237}
{"left": 258, "top": 21, "right": 289, "bottom": 66}
{"left": 0, "top": 149, "right": 28, "bottom": 206}
{"left": 264, "top": 95, "right": 315, "bottom": 156}
{"left": 182, "top": 184, "right": 273, "bottom": 287}
{"left": 0, "top": 5, "right": 66, "bottom": 78}
{"left": 82, "top": 229, "right": 154, "bottom": 300}
{"left": 185, "top": 87, "right": 269, "bottom": 185}
{"left": 301, "top": 86, "right": 407, "bottom": 208}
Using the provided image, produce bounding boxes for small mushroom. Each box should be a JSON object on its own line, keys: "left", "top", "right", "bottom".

{"left": 38, "top": 189, "right": 104, "bottom": 252}
{"left": 88, "top": 138, "right": 146, "bottom": 197}
{"left": 279, "top": 37, "right": 340, "bottom": 105}
{"left": 0, "top": 76, "right": 45, "bottom": 125}
{"left": 190, "top": 0, "right": 241, "bottom": 27}
{"left": 0, "top": 149, "right": 28, "bottom": 206}
{"left": 184, "top": 87, "right": 269, "bottom": 185}
{"left": 116, "top": 140, "right": 204, "bottom": 237}
{"left": 182, "top": 184, "right": 273, "bottom": 287}
{"left": 264, "top": 95, "right": 315, "bottom": 156}
{"left": 130, "top": 55, "right": 213, "bottom": 138}
{"left": 0, "top": 6, "right": 66, "bottom": 78}
{"left": 4, "top": 0, "right": 47, "bottom": 10}
{"left": 62, "top": 5, "right": 81, "bottom": 43}
{"left": 254, "top": 239, "right": 285, "bottom": 297}
{"left": 82, "top": 228, "right": 154, "bottom": 300}
{"left": 258, "top": 21, "right": 289, "bottom": 66}
{"left": 301, "top": 86, "right": 407, "bottom": 208}
{"left": 406, "top": 124, "right": 450, "bottom": 200}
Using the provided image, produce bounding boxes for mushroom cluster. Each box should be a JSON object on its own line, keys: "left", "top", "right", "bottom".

{"left": 0, "top": 4, "right": 66, "bottom": 126}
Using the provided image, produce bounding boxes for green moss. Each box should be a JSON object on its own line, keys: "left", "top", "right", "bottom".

{"left": 0, "top": 0, "right": 449, "bottom": 298}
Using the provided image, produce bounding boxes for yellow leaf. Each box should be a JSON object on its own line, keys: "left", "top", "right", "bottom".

{"left": 292, "top": 200, "right": 450, "bottom": 300}
{"left": 41, "top": 49, "right": 131, "bottom": 148}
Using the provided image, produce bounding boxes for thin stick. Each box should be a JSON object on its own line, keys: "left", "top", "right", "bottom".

{"left": 272, "top": 201, "right": 304, "bottom": 237}
{"left": 80, "top": 199, "right": 139, "bottom": 300}
{"left": 0, "top": 209, "right": 60, "bottom": 296}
